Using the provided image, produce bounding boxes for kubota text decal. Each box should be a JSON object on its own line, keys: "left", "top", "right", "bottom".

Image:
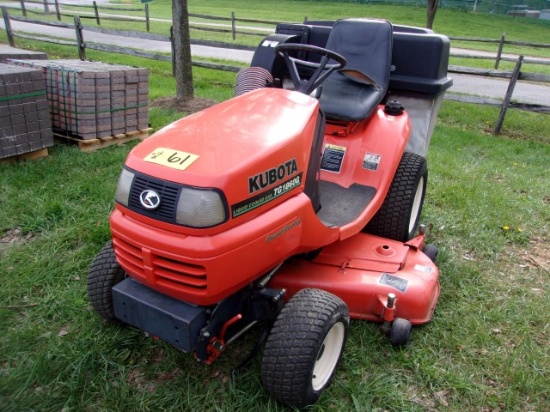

{"left": 232, "top": 173, "right": 303, "bottom": 218}
{"left": 249, "top": 159, "right": 298, "bottom": 193}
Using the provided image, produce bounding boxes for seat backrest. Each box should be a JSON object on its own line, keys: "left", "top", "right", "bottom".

{"left": 326, "top": 19, "right": 392, "bottom": 90}
{"left": 319, "top": 19, "right": 393, "bottom": 121}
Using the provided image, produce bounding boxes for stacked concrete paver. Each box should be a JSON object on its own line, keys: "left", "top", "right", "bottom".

{"left": 11, "top": 59, "right": 149, "bottom": 140}
{"left": 0, "top": 63, "right": 53, "bottom": 159}
{"left": 0, "top": 46, "right": 48, "bottom": 63}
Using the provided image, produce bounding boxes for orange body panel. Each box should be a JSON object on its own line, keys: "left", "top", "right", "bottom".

{"left": 268, "top": 232, "right": 440, "bottom": 324}
{"left": 321, "top": 109, "right": 411, "bottom": 239}
{"left": 111, "top": 192, "right": 338, "bottom": 306}
{"left": 112, "top": 88, "right": 414, "bottom": 306}
{"left": 124, "top": 88, "right": 322, "bottom": 235}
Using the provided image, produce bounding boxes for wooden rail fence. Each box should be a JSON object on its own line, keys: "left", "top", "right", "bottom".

{"left": 2, "top": 5, "right": 550, "bottom": 135}
{"left": 6, "top": 0, "right": 152, "bottom": 31}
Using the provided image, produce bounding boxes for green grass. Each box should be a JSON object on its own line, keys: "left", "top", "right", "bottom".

{"left": 1, "top": 3, "right": 550, "bottom": 411}
{"left": 2, "top": 97, "right": 549, "bottom": 411}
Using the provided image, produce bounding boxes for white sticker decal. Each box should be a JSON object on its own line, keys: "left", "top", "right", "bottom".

{"left": 363, "top": 153, "right": 381, "bottom": 171}
{"left": 414, "top": 264, "right": 433, "bottom": 274}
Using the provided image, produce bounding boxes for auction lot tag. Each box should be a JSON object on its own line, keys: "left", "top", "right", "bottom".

{"left": 144, "top": 148, "right": 199, "bottom": 171}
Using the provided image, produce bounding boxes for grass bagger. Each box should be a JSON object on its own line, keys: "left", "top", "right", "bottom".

{"left": 88, "top": 18, "right": 452, "bottom": 408}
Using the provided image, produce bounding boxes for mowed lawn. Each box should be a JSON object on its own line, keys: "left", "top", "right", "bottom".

{"left": 1, "top": 1, "right": 549, "bottom": 411}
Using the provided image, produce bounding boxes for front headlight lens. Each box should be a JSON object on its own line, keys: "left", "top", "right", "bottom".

{"left": 176, "top": 187, "right": 227, "bottom": 228}
{"left": 114, "top": 168, "right": 135, "bottom": 207}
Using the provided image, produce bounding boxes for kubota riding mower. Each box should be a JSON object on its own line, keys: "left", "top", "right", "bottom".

{"left": 88, "top": 18, "right": 452, "bottom": 408}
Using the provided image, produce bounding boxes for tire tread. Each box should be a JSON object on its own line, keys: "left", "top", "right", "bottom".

{"left": 261, "top": 288, "right": 349, "bottom": 408}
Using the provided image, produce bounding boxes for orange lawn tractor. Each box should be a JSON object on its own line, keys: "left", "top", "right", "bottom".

{"left": 88, "top": 18, "right": 452, "bottom": 408}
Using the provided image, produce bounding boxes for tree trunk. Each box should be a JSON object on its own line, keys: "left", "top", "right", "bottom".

{"left": 426, "top": 0, "right": 439, "bottom": 30}
{"left": 172, "top": 0, "right": 194, "bottom": 99}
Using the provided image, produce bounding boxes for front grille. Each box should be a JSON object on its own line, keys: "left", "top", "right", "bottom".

{"left": 113, "top": 237, "right": 207, "bottom": 294}
{"left": 128, "top": 174, "right": 180, "bottom": 223}
{"left": 153, "top": 256, "right": 207, "bottom": 289}
{"left": 113, "top": 237, "right": 145, "bottom": 278}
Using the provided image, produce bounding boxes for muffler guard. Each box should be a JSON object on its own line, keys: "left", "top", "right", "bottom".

{"left": 269, "top": 233, "right": 440, "bottom": 324}
{"left": 113, "top": 278, "right": 208, "bottom": 352}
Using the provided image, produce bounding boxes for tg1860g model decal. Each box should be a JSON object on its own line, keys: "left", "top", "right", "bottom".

{"left": 233, "top": 172, "right": 303, "bottom": 218}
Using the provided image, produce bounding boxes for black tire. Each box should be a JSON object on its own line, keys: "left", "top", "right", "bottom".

{"left": 87, "top": 240, "right": 126, "bottom": 321}
{"left": 261, "top": 288, "right": 349, "bottom": 409}
{"left": 389, "top": 318, "right": 412, "bottom": 347}
{"left": 423, "top": 244, "right": 438, "bottom": 263}
{"left": 365, "top": 152, "right": 428, "bottom": 242}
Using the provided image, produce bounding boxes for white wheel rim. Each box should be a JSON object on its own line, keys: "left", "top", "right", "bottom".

{"left": 408, "top": 176, "right": 425, "bottom": 234}
{"left": 312, "top": 322, "right": 345, "bottom": 391}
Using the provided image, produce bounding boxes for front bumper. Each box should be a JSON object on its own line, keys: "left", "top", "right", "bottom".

{"left": 113, "top": 278, "right": 208, "bottom": 352}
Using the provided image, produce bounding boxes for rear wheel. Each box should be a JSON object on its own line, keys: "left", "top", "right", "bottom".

{"left": 365, "top": 152, "right": 427, "bottom": 242}
{"left": 87, "top": 240, "right": 126, "bottom": 321}
{"left": 261, "top": 288, "right": 349, "bottom": 408}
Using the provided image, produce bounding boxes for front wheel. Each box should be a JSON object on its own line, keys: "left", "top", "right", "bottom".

{"left": 261, "top": 288, "right": 349, "bottom": 408}
{"left": 364, "top": 152, "right": 428, "bottom": 242}
{"left": 87, "top": 240, "right": 126, "bottom": 321}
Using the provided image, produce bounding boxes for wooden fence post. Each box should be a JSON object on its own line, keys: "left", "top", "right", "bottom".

{"left": 19, "top": 0, "right": 26, "bottom": 17}
{"left": 54, "top": 0, "right": 60, "bottom": 21}
{"left": 231, "top": 11, "right": 236, "bottom": 40}
{"left": 494, "top": 55, "right": 523, "bottom": 136}
{"left": 2, "top": 7, "right": 15, "bottom": 47}
{"left": 43, "top": 0, "right": 49, "bottom": 13}
{"left": 495, "top": 32, "right": 505, "bottom": 70}
{"left": 74, "top": 16, "right": 87, "bottom": 61}
{"left": 145, "top": 4, "right": 150, "bottom": 32}
{"left": 170, "top": 26, "right": 175, "bottom": 77}
{"left": 93, "top": 1, "right": 100, "bottom": 25}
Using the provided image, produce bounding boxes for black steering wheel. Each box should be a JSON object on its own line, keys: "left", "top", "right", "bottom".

{"left": 274, "top": 43, "right": 347, "bottom": 95}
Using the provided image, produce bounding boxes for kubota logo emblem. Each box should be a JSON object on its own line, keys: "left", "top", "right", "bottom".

{"left": 139, "top": 190, "right": 161, "bottom": 210}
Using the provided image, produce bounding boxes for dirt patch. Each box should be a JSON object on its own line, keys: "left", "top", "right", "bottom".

{"left": 521, "top": 236, "right": 550, "bottom": 274}
{"left": 124, "top": 367, "right": 183, "bottom": 393}
{"left": 0, "top": 228, "right": 34, "bottom": 258}
{"left": 495, "top": 236, "right": 550, "bottom": 296}
{"left": 150, "top": 96, "right": 217, "bottom": 114}
{"left": 0, "top": 228, "right": 34, "bottom": 245}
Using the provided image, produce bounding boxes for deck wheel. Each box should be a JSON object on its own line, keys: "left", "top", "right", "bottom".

{"left": 389, "top": 318, "right": 412, "bottom": 347}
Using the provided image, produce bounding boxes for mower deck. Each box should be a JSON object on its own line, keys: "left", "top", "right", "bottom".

{"left": 269, "top": 232, "right": 440, "bottom": 324}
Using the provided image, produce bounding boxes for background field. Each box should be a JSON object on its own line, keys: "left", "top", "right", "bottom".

{"left": 1, "top": 1, "right": 549, "bottom": 411}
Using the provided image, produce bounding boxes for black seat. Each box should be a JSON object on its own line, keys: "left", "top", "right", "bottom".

{"left": 319, "top": 19, "right": 393, "bottom": 122}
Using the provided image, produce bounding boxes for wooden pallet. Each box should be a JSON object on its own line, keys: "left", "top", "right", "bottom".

{"left": 54, "top": 128, "right": 153, "bottom": 152}
{"left": 0, "top": 148, "right": 49, "bottom": 164}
